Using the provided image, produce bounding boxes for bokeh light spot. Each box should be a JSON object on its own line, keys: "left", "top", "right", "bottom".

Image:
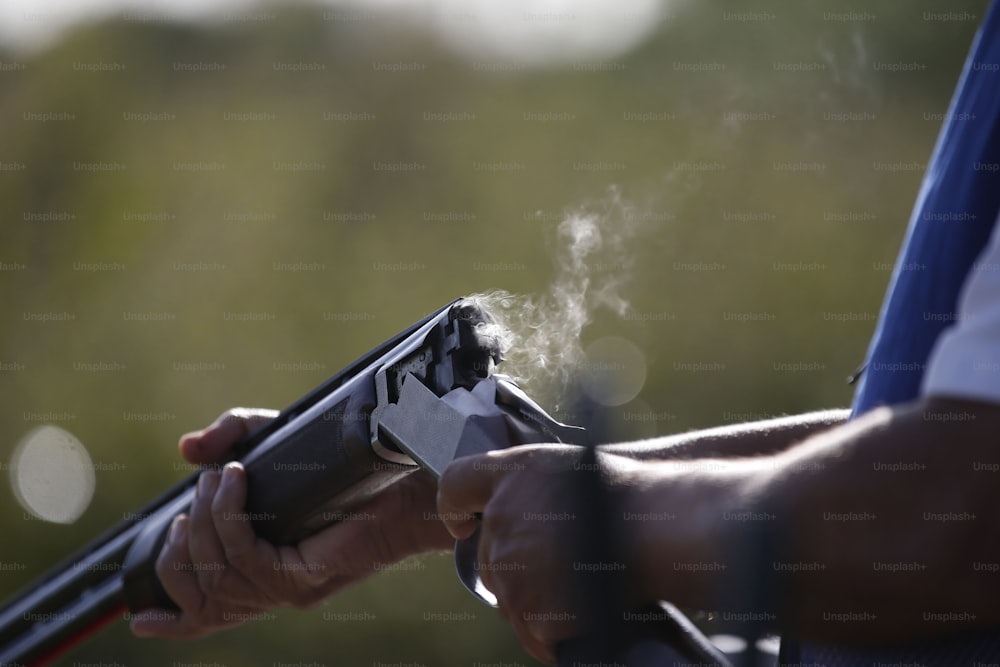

{"left": 10, "top": 425, "right": 96, "bottom": 524}
{"left": 580, "top": 335, "right": 647, "bottom": 406}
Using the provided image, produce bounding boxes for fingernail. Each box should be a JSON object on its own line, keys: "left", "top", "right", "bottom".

{"left": 220, "top": 461, "right": 242, "bottom": 488}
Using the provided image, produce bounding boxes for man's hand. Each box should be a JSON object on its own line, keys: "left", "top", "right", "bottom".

{"left": 129, "top": 408, "right": 454, "bottom": 640}
{"left": 437, "top": 444, "right": 643, "bottom": 665}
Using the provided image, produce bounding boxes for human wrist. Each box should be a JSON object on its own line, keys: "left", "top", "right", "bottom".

{"left": 617, "top": 460, "right": 741, "bottom": 611}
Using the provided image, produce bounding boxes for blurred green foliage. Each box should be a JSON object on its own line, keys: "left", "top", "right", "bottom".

{"left": 0, "top": 0, "right": 991, "bottom": 664}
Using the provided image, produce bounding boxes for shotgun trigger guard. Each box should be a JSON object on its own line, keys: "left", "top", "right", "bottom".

{"left": 454, "top": 527, "right": 496, "bottom": 607}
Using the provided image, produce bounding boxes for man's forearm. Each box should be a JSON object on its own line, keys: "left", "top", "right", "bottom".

{"left": 602, "top": 408, "right": 849, "bottom": 461}
{"left": 627, "top": 398, "right": 1000, "bottom": 644}
{"left": 764, "top": 397, "right": 1000, "bottom": 642}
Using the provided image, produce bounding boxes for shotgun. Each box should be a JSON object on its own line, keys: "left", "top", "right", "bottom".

{"left": 0, "top": 298, "right": 730, "bottom": 667}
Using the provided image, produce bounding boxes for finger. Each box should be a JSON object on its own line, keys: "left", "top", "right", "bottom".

{"left": 148, "top": 515, "right": 202, "bottom": 616}
{"left": 437, "top": 454, "right": 501, "bottom": 538}
{"left": 478, "top": 531, "right": 550, "bottom": 666}
{"left": 210, "top": 463, "right": 257, "bottom": 557}
{"left": 188, "top": 470, "right": 263, "bottom": 606}
{"left": 211, "top": 462, "right": 330, "bottom": 608}
{"left": 514, "top": 627, "right": 559, "bottom": 665}
{"left": 497, "top": 569, "right": 559, "bottom": 667}
{"left": 493, "top": 597, "right": 556, "bottom": 665}
{"left": 180, "top": 408, "right": 278, "bottom": 464}
{"left": 129, "top": 604, "right": 252, "bottom": 641}
{"left": 188, "top": 471, "right": 227, "bottom": 593}
{"left": 129, "top": 609, "right": 206, "bottom": 641}
{"left": 129, "top": 608, "right": 185, "bottom": 639}
{"left": 210, "top": 463, "right": 295, "bottom": 593}
{"left": 511, "top": 619, "right": 558, "bottom": 666}
{"left": 135, "top": 515, "right": 216, "bottom": 640}
{"left": 510, "top": 587, "right": 565, "bottom": 665}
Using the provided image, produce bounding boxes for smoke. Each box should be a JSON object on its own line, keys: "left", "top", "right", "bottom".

{"left": 470, "top": 187, "right": 645, "bottom": 407}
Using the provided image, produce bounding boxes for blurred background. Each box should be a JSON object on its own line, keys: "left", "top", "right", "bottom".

{"left": 0, "top": 0, "right": 990, "bottom": 664}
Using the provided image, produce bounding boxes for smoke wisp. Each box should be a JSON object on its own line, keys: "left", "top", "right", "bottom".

{"left": 471, "top": 187, "right": 646, "bottom": 407}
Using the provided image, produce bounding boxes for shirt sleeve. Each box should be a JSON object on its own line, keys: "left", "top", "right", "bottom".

{"left": 922, "top": 211, "right": 1000, "bottom": 403}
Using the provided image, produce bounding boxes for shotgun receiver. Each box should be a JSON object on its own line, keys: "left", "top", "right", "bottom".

{"left": 0, "top": 298, "right": 730, "bottom": 667}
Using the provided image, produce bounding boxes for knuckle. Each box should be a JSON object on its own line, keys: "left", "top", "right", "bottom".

{"left": 197, "top": 567, "right": 229, "bottom": 598}
{"left": 223, "top": 407, "right": 260, "bottom": 426}
{"left": 217, "top": 407, "right": 252, "bottom": 432}
{"left": 222, "top": 542, "right": 254, "bottom": 573}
